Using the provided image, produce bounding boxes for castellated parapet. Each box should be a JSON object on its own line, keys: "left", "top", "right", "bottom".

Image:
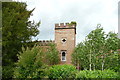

{"left": 35, "top": 40, "right": 55, "bottom": 46}
{"left": 55, "top": 22, "right": 76, "bottom": 28}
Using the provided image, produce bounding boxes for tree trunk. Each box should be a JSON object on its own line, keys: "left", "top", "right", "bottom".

{"left": 89, "top": 54, "right": 92, "bottom": 71}
{"left": 102, "top": 59, "right": 105, "bottom": 71}
{"left": 93, "top": 63, "right": 95, "bottom": 70}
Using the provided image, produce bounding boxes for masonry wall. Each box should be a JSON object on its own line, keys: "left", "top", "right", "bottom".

{"left": 55, "top": 23, "right": 76, "bottom": 64}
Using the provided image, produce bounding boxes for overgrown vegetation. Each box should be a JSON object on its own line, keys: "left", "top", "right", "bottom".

{"left": 14, "top": 43, "right": 60, "bottom": 78}
{"left": 69, "top": 21, "right": 77, "bottom": 26}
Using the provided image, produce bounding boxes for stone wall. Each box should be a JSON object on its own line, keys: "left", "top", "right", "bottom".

{"left": 55, "top": 22, "right": 76, "bottom": 64}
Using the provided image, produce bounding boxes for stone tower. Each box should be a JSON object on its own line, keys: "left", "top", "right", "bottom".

{"left": 55, "top": 22, "right": 76, "bottom": 64}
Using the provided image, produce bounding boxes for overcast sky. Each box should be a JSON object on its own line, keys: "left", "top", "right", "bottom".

{"left": 14, "top": 0, "right": 119, "bottom": 45}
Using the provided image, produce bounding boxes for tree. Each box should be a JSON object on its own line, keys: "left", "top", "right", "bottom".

{"left": 2, "top": 2, "right": 40, "bottom": 78}
{"left": 13, "top": 46, "right": 48, "bottom": 78}
{"left": 14, "top": 43, "right": 60, "bottom": 78}
{"left": 45, "top": 43, "right": 60, "bottom": 65}
{"left": 72, "top": 42, "right": 89, "bottom": 70}
{"left": 86, "top": 26, "right": 106, "bottom": 70}
{"left": 72, "top": 25, "right": 119, "bottom": 71}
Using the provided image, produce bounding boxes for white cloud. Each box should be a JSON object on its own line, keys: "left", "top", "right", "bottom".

{"left": 14, "top": 0, "right": 119, "bottom": 44}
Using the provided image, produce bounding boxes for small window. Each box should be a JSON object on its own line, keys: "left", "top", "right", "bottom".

{"left": 61, "top": 38, "right": 67, "bottom": 43}
{"left": 61, "top": 51, "right": 66, "bottom": 61}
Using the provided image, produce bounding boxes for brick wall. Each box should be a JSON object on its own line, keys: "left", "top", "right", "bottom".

{"left": 55, "top": 23, "right": 76, "bottom": 64}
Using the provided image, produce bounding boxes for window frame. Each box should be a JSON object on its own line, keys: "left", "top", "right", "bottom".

{"left": 61, "top": 38, "right": 67, "bottom": 43}
{"left": 61, "top": 51, "right": 67, "bottom": 61}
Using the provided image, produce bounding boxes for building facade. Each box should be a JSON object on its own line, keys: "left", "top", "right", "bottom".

{"left": 55, "top": 22, "right": 76, "bottom": 64}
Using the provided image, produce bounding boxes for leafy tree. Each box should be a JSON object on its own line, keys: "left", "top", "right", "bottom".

{"left": 86, "top": 26, "right": 108, "bottom": 70}
{"left": 2, "top": 2, "right": 40, "bottom": 78}
{"left": 14, "top": 46, "right": 48, "bottom": 78}
{"left": 72, "top": 25, "right": 120, "bottom": 71}
{"left": 45, "top": 43, "right": 60, "bottom": 65}
{"left": 72, "top": 42, "right": 89, "bottom": 70}
{"left": 103, "top": 32, "right": 120, "bottom": 71}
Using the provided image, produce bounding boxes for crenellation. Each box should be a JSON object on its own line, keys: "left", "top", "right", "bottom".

{"left": 35, "top": 40, "right": 54, "bottom": 46}
{"left": 60, "top": 23, "right": 64, "bottom": 27}
{"left": 55, "top": 23, "right": 59, "bottom": 27}
{"left": 55, "top": 22, "right": 76, "bottom": 28}
{"left": 65, "top": 23, "right": 69, "bottom": 26}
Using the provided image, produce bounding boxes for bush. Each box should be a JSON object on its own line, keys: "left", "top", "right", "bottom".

{"left": 13, "top": 46, "right": 48, "bottom": 78}
{"left": 76, "top": 70, "right": 119, "bottom": 78}
{"left": 48, "top": 64, "right": 77, "bottom": 79}
{"left": 2, "top": 65, "right": 14, "bottom": 78}
{"left": 45, "top": 43, "right": 60, "bottom": 65}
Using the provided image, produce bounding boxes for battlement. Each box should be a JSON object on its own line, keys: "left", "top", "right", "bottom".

{"left": 36, "top": 40, "right": 55, "bottom": 46}
{"left": 55, "top": 22, "right": 76, "bottom": 28}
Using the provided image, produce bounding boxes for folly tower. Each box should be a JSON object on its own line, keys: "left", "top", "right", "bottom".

{"left": 55, "top": 22, "right": 76, "bottom": 64}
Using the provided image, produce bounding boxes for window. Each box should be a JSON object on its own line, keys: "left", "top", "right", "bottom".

{"left": 61, "top": 38, "right": 67, "bottom": 43}
{"left": 61, "top": 51, "right": 66, "bottom": 61}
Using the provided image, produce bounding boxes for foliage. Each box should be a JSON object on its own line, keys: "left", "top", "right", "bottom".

{"left": 72, "top": 42, "right": 89, "bottom": 70}
{"left": 2, "top": 64, "right": 14, "bottom": 78}
{"left": 13, "top": 46, "right": 48, "bottom": 78}
{"left": 45, "top": 43, "right": 60, "bottom": 65}
{"left": 72, "top": 25, "right": 120, "bottom": 71}
{"left": 105, "top": 53, "right": 120, "bottom": 72}
{"left": 48, "top": 65, "right": 77, "bottom": 79}
{"left": 76, "top": 70, "right": 119, "bottom": 78}
{"left": 69, "top": 21, "right": 77, "bottom": 26}
{"left": 2, "top": 2, "right": 40, "bottom": 78}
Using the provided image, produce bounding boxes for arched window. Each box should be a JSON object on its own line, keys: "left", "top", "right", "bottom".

{"left": 61, "top": 51, "right": 66, "bottom": 61}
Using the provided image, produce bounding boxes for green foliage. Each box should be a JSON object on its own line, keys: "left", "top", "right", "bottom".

{"left": 13, "top": 46, "right": 48, "bottom": 78}
{"left": 72, "top": 42, "right": 89, "bottom": 70}
{"left": 69, "top": 21, "right": 77, "bottom": 26}
{"left": 13, "top": 43, "right": 60, "bottom": 78}
{"left": 45, "top": 43, "right": 60, "bottom": 65}
{"left": 72, "top": 25, "right": 120, "bottom": 71}
{"left": 24, "top": 42, "right": 60, "bottom": 65}
{"left": 2, "top": 2, "right": 40, "bottom": 65}
{"left": 76, "top": 70, "right": 119, "bottom": 78}
{"left": 2, "top": 64, "right": 14, "bottom": 78}
{"left": 2, "top": 2, "right": 40, "bottom": 78}
{"left": 48, "top": 65, "right": 77, "bottom": 79}
{"left": 105, "top": 53, "right": 120, "bottom": 72}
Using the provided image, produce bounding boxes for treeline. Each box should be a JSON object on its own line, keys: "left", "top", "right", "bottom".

{"left": 72, "top": 26, "right": 120, "bottom": 72}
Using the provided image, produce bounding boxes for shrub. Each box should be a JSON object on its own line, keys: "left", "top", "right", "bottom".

{"left": 2, "top": 65, "right": 14, "bottom": 78}
{"left": 45, "top": 43, "right": 60, "bottom": 65}
{"left": 76, "top": 70, "right": 119, "bottom": 78}
{"left": 48, "top": 64, "right": 78, "bottom": 79}
{"left": 13, "top": 46, "right": 48, "bottom": 78}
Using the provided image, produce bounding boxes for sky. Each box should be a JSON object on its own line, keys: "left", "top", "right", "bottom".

{"left": 14, "top": 0, "right": 119, "bottom": 45}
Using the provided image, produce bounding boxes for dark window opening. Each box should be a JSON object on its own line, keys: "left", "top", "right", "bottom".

{"left": 61, "top": 51, "right": 66, "bottom": 61}
{"left": 61, "top": 38, "right": 67, "bottom": 43}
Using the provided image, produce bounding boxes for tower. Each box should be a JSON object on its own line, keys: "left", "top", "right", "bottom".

{"left": 55, "top": 22, "right": 76, "bottom": 64}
